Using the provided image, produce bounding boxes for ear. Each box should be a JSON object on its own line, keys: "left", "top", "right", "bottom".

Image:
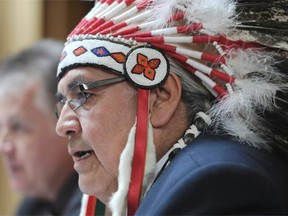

{"left": 149, "top": 72, "right": 182, "bottom": 128}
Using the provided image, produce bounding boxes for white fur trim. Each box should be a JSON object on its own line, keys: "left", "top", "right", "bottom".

{"left": 79, "top": 194, "right": 89, "bottom": 216}
{"left": 140, "top": 120, "right": 156, "bottom": 200}
{"left": 109, "top": 122, "right": 136, "bottom": 216}
{"left": 109, "top": 120, "right": 156, "bottom": 216}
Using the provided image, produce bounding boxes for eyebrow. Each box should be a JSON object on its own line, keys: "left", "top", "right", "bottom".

{"left": 55, "top": 76, "right": 86, "bottom": 100}
{"left": 68, "top": 77, "right": 85, "bottom": 89}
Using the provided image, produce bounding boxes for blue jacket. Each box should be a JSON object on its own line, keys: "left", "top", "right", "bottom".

{"left": 136, "top": 135, "right": 288, "bottom": 215}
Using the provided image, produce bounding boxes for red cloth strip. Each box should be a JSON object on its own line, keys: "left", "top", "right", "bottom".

{"left": 153, "top": 43, "right": 225, "bottom": 64}
{"left": 86, "top": 18, "right": 106, "bottom": 34}
{"left": 137, "top": 0, "right": 151, "bottom": 10}
{"left": 101, "top": 22, "right": 127, "bottom": 35}
{"left": 169, "top": 11, "right": 184, "bottom": 21}
{"left": 100, "top": 0, "right": 150, "bottom": 35}
{"left": 181, "top": 63, "right": 228, "bottom": 96}
{"left": 167, "top": 52, "right": 234, "bottom": 84}
{"left": 92, "top": 20, "right": 115, "bottom": 34}
{"left": 86, "top": 196, "right": 97, "bottom": 216}
{"left": 77, "top": 18, "right": 98, "bottom": 35}
{"left": 69, "top": 18, "right": 88, "bottom": 37}
{"left": 124, "top": 31, "right": 151, "bottom": 38}
{"left": 219, "top": 35, "right": 263, "bottom": 50}
{"left": 135, "top": 36, "right": 220, "bottom": 44}
{"left": 177, "top": 23, "right": 203, "bottom": 33}
{"left": 114, "top": 26, "right": 141, "bottom": 36}
{"left": 128, "top": 89, "right": 149, "bottom": 215}
{"left": 210, "top": 69, "right": 235, "bottom": 83}
{"left": 124, "top": 0, "right": 135, "bottom": 5}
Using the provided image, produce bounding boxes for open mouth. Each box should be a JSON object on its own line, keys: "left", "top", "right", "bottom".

{"left": 73, "top": 150, "right": 94, "bottom": 160}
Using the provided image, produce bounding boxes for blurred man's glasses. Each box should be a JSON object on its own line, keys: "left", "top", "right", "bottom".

{"left": 55, "top": 76, "right": 126, "bottom": 118}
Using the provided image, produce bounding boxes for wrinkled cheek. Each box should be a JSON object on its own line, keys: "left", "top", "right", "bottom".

{"left": 78, "top": 157, "right": 100, "bottom": 194}
{"left": 83, "top": 122, "right": 118, "bottom": 172}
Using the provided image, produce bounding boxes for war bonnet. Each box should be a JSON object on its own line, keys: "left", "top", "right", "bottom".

{"left": 57, "top": 0, "right": 288, "bottom": 215}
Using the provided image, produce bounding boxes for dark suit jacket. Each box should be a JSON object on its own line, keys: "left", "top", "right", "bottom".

{"left": 17, "top": 171, "right": 82, "bottom": 216}
{"left": 136, "top": 135, "right": 288, "bottom": 215}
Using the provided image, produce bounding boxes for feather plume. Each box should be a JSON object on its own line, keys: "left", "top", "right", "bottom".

{"left": 226, "top": 48, "right": 278, "bottom": 78}
{"left": 185, "top": 0, "right": 237, "bottom": 35}
{"left": 209, "top": 47, "right": 288, "bottom": 149}
{"left": 145, "top": 0, "right": 188, "bottom": 29}
{"left": 234, "top": 78, "right": 281, "bottom": 111}
{"left": 222, "top": 118, "right": 270, "bottom": 149}
{"left": 209, "top": 91, "right": 271, "bottom": 149}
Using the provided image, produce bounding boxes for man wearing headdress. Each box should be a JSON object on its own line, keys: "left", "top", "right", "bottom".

{"left": 55, "top": 0, "right": 288, "bottom": 215}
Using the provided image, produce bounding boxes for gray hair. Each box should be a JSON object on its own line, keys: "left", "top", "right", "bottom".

{"left": 0, "top": 39, "right": 63, "bottom": 109}
{"left": 169, "top": 58, "right": 213, "bottom": 127}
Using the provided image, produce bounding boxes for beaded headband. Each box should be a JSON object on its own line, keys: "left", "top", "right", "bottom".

{"left": 58, "top": 0, "right": 288, "bottom": 215}
{"left": 58, "top": 35, "right": 169, "bottom": 89}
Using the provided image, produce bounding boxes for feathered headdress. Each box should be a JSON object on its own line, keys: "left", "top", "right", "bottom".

{"left": 57, "top": 0, "right": 288, "bottom": 215}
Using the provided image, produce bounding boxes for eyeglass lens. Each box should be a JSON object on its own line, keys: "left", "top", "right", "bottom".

{"left": 55, "top": 85, "right": 89, "bottom": 118}
{"left": 55, "top": 76, "right": 125, "bottom": 118}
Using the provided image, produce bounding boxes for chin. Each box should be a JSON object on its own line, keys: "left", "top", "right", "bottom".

{"left": 16, "top": 186, "right": 35, "bottom": 197}
{"left": 79, "top": 176, "right": 96, "bottom": 195}
{"left": 11, "top": 179, "right": 25, "bottom": 192}
{"left": 79, "top": 184, "right": 90, "bottom": 195}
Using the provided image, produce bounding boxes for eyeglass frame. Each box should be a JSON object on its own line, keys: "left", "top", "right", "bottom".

{"left": 55, "top": 76, "right": 126, "bottom": 118}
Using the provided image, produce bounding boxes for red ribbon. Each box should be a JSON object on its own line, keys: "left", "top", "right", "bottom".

{"left": 128, "top": 89, "right": 149, "bottom": 215}
{"left": 86, "top": 195, "right": 96, "bottom": 216}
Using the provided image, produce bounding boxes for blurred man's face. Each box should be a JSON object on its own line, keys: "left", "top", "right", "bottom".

{"left": 0, "top": 82, "right": 72, "bottom": 199}
{"left": 56, "top": 67, "right": 137, "bottom": 203}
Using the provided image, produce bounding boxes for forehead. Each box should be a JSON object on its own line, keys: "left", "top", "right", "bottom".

{"left": 0, "top": 79, "right": 39, "bottom": 101}
{"left": 0, "top": 73, "right": 37, "bottom": 95}
{"left": 57, "top": 67, "right": 118, "bottom": 92}
{"left": 0, "top": 84, "right": 40, "bottom": 120}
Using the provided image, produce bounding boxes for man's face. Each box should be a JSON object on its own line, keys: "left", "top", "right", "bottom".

{"left": 56, "top": 67, "right": 137, "bottom": 203}
{"left": 0, "top": 82, "right": 72, "bottom": 199}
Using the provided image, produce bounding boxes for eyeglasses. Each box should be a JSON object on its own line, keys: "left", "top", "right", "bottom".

{"left": 55, "top": 76, "right": 126, "bottom": 118}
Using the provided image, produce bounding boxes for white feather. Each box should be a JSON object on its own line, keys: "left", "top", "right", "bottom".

{"left": 209, "top": 73, "right": 285, "bottom": 150}
{"left": 209, "top": 94, "right": 268, "bottom": 149}
{"left": 222, "top": 118, "right": 270, "bottom": 149}
{"left": 226, "top": 48, "right": 278, "bottom": 79}
{"left": 146, "top": 0, "right": 188, "bottom": 30}
{"left": 234, "top": 78, "right": 281, "bottom": 111}
{"left": 185, "top": 0, "right": 237, "bottom": 35}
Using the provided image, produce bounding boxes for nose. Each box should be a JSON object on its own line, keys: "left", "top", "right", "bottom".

{"left": 0, "top": 128, "right": 14, "bottom": 154}
{"left": 55, "top": 104, "right": 81, "bottom": 138}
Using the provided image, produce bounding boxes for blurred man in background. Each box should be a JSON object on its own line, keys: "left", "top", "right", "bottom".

{"left": 0, "top": 39, "right": 82, "bottom": 215}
